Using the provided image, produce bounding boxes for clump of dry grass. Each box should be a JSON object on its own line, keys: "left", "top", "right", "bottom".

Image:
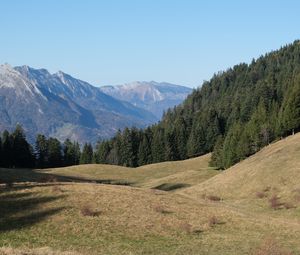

{"left": 153, "top": 205, "right": 172, "bottom": 214}
{"left": 269, "top": 195, "right": 283, "bottom": 210}
{"left": 80, "top": 205, "right": 101, "bottom": 217}
{"left": 256, "top": 191, "right": 267, "bottom": 199}
{"left": 207, "top": 195, "right": 221, "bottom": 202}
{"left": 180, "top": 222, "right": 192, "bottom": 234}
{"left": 253, "top": 237, "right": 292, "bottom": 255}
{"left": 208, "top": 216, "right": 219, "bottom": 227}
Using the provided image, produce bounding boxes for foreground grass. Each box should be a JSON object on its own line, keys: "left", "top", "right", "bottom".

{"left": 1, "top": 182, "right": 300, "bottom": 254}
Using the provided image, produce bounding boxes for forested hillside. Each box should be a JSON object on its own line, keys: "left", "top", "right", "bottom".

{"left": 94, "top": 40, "right": 300, "bottom": 168}
{"left": 1, "top": 41, "right": 300, "bottom": 170}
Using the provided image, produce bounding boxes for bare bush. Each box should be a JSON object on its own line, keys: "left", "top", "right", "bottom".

{"left": 180, "top": 222, "right": 192, "bottom": 234}
{"left": 269, "top": 195, "right": 282, "bottom": 210}
{"left": 256, "top": 191, "right": 267, "bottom": 199}
{"left": 153, "top": 205, "right": 172, "bottom": 214}
{"left": 208, "top": 216, "right": 219, "bottom": 227}
{"left": 81, "top": 205, "right": 100, "bottom": 217}
{"left": 207, "top": 195, "right": 221, "bottom": 202}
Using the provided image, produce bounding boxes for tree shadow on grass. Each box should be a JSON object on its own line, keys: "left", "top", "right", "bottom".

{"left": 152, "top": 183, "right": 191, "bottom": 191}
{"left": 0, "top": 168, "right": 135, "bottom": 187}
{"left": 0, "top": 190, "right": 67, "bottom": 232}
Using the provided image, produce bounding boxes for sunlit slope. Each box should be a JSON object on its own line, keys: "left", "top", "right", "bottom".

{"left": 1, "top": 182, "right": 300, "bottom": 255}
{"left": 181, "top": 133, "right": 300, "bottom": 202}
{"left": 41, "top": 154, "right": 218, "bottom": 189}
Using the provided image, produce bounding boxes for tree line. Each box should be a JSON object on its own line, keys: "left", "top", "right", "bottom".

{"left": 1, "top": 41, "right": 300, "bottom": 170}
{"left": 0, "top": 125, "right": 95, "bottom": 168}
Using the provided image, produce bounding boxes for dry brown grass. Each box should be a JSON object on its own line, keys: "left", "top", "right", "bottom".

{"left": 253, "top": 238, "right": 292, "bottom": 255}
{"left": 181, "top": 133, "right": 300, "bottom": 204}
{"left": 0, "top": 247, "right": 79, "bottom": 255}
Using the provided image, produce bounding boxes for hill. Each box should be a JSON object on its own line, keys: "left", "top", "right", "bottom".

{"left": 1, "top": 136, "right": 300, "bottom": 254}
{"left": 29, "top": 153, "right": 218, "bottom": 190}
{"left": 100, "top": 81, "right": 192, "bottom": 118}
{"left": 181, "top": 132, "right": 300, "bottom": 208}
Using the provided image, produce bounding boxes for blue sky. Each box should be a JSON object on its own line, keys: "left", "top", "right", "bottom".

{"left": 0, "top": 0, "right": 299, "bottom": 88}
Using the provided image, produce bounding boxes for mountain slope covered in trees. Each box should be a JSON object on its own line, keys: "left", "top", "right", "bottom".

{"left": 95, "top": 40, "right": 300, "bottom": 168}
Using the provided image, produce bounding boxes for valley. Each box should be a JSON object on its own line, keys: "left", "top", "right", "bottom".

{"left": 1, "top": 134, "right": 300, "bottom": 254}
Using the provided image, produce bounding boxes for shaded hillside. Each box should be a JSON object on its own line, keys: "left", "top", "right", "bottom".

{"left": 96, "top": 40, "right": 300, "bottom": 168}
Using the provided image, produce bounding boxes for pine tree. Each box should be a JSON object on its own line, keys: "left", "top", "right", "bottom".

{"left": 210, "top": 136, "right": 224, "bottom": 169}
{"left": 63, "top": 139, "right": 78, "bottom": 166}
{"left": 48, "top": 138, "right": 62, "bottom": 167}
{"left": 94, "top": 141, "right": 110, "bottom": 164}
{"left": 35, "top": 134, "right": 49, "bottom": 168}
{"left": 151, "top": 127, "right": 165, "bottom": 163}
{"left": 187, "top": 122, "right": 206, "bottom": 157}
{"left": 80, "top": 143, "right": 93, "bottom": 164}
{"left": 281, "top": 81, "right": 300, "bottom": 135}
{"left": 137, "top": 133, "right": 152, "bottom": 166}
{"left": 12, "top": 125, "right": 34, "bottom": 168}
{"left": 165, "top": 130, "right": 178, "bottom": 161}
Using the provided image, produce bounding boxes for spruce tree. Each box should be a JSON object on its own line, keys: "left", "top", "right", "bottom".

{"left": 48, "top": 138, "right": 62, "bottom": 167}
{"left": 35, "top": 134, "right": 49, "bottom": 168}
{"left": 80, "top": 143, "right": 93, "bottom": 164}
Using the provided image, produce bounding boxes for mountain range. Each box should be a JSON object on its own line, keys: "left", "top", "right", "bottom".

{"left": 0, "top": 64, "right": 191, "bottom": 143}
{"left": 100, "top": 81, "right": 192, "bottom": 118}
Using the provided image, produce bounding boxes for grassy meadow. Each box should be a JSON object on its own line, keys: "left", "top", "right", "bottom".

{"left": 1, "top": 134, "right": 300, "bottom": 254}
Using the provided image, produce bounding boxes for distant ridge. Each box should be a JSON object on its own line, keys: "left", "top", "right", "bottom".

{"left": 100, "top": 81, "right": 192, "bottom": 118}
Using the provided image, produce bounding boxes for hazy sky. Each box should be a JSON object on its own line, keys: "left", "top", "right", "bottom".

{"left": 1, "top": 0, "right": 299, "bottom": 88}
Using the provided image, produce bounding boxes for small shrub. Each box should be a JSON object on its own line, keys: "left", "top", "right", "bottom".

{"left": 81, "top": 205, "right": 100, "bottom": 217}
{"left": 153, "top": 205, "right": 172, "bottom": 214}
{"left": 208, "top": 216, "right": 219, "bottom": 227}
{"left": 180, "top": 222, "right": 192, "bottom": 234}
{"left": 207, "top": 195, "right": 221, "bottom": 201}
{"left": 269, "top": 195, "right": 282, "bottom": 210}
{"left": 256, "top": 191, "right": 267, "bottom": 199}
{"left": 253, "top": 237, "right": 292, "bottom": 255}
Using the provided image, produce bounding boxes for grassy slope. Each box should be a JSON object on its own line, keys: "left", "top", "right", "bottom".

{"left": 1, "top": 136, "right": 300, "bottom": 254}
{"left": 40, "top": 153, "right": 218, "bottom": 190}
{"left": 181, "top": 133, "right": 300, "bottom": 201}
